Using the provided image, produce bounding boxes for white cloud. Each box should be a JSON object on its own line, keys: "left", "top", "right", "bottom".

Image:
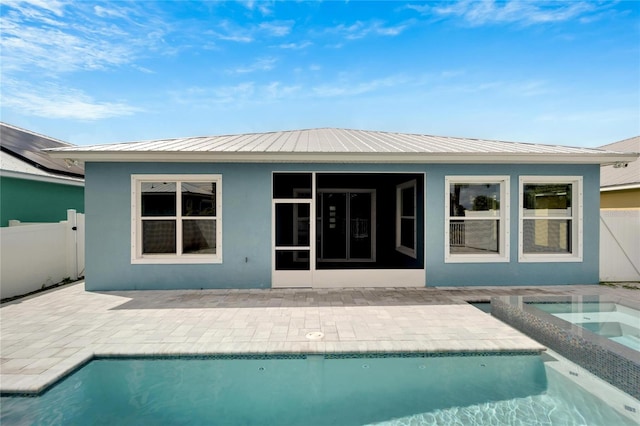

{"left": 93, "top": 5, "right": 129, "bottom": 19}
{"left": 227, "top": 57, "right": 278, "bottom": 74}
{"left": 212, "top": 82, "right": 256, "bottom": 102}
{"left": 0, "top": 1, "right": 168, "bottom": 74}
{"left": 433, "top": 79, "right": 550, "bottom": 97}
{"left": 1, "top": 23, "right": 135, "bottom": 73}
{"left": 264, "top": 82, "right": 301, "bottom": 99}
{"left": 259, "top": 21, "right": 294, "bottom": 37}
{"left": 2, "top": 0, "right": 66, "bottom": 18}
{"left": 312, "top": 75, "right": 410, "bottom": 97}
{"left": 536, "top": 109, "right": 636, "bottom": 124}
{"left": 427, "top": 0, "right": 597, "bottom": 26}
{"left": 218, "top": 34, "right": 254, "bottom": 42}
{"left": 404, "top": 4, "right": 430, "bottom": 14}
{"left": 208, "top": 20, "right": 294, "bottom": 43}
{"left": 277, "top": 41, "right": 312, "bottom": 50}
{"left": 204, "top": 19, "right": 250, "bottom": 42}
{"left": 241, "top": 0, "right": 274, "bottom": 16}
{"left": 172, "top": 81, "right": 301, "bottom": 106}
{"left": 327, "top": 20, "right": 411, "bottom": 40}
{"left": 1, "top": 80, "right": 141, "bottom": 120}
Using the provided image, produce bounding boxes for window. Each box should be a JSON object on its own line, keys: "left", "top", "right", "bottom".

{"left": 519, "top": 176, "right": 582, "bottom": 262}
{"left": 131, "top": 174, "right": 222, "bottom": 264}
{"left": 445, "top": 176, "right": 510, "bottom": 263}
{"left": 396, "top": 180, "right": 417, "bottom": 258}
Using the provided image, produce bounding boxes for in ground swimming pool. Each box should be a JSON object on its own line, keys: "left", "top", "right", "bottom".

{"left": 1, "top": 352, "right": 637, "bottom": 426}
{"left": 529, "top": 301, "right": 640, "bottom": 351}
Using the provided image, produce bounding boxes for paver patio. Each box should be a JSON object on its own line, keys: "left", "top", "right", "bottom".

{"left": 1, "top": 282, "right": 638, "bottom": 394}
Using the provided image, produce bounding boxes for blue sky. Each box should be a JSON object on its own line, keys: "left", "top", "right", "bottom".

{"left": 1, "top": 1, "right": 638, "bottom": 147}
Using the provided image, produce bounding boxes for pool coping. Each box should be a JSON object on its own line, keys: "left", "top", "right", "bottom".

{"left": 1, "top": 349, "right": 547, "bottom": 397}
{"left": 1, "top": 345, "right": 548, "bottom": 396}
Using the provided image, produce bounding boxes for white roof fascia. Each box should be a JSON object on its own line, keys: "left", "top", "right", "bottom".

{"left": 0, "top": 169, "right": 84, "bottom": 187}
{"left": 47, "top": 150, "right": 640, "bottom": 165}
{"left": 600, "top": 183, "right": 640, "bottom": 192}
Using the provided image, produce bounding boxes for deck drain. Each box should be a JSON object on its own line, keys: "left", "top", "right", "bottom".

{"left": 305, "top": 331, "right": 324, "bottom": 340}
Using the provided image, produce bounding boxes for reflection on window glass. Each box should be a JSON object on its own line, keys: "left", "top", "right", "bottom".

{"left": 142, "top": 182, "right": 176, "bottom": 216}
{"left": 523, "top": 219, "right": 571, "bottom": 253}
{"left": 523, "top": 184, "right": 571, "bottom": 217}
{"left": 182, "top": 182, "right": 216, "bottom": 216}
{"left": 142, "top": 220, "right": 176, "bottom": 253}
{"left": 449, "top": 220, "right": 499, "bottom": 254}
{"left": 183, "top": 220, "right": 216, "bottom": 254}
{"left": 450, "top": 184, "right": 500, "bottom": 217}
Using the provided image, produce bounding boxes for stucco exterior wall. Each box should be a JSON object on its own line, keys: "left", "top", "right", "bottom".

{"left": 0, "top": 176, "right": 84, "bottom": 227}
{"left": 84, "top": 162, "right": 601, "bottom": 290}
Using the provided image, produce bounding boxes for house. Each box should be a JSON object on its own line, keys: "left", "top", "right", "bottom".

{"left": 0, "top": 122, "right": 84, "bottom": 227}
{"left": 47, "top": 128, "right": 638, "bottom": 291}
{"left": 599, "top": 136, "right": 640, "bottom": 209}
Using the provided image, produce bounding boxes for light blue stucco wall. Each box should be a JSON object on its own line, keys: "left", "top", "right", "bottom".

{"left": 85, "top": 162, "right": 600, "bottom": 290}
{"left": 85, "top": 162, "right": 272, "bottom": 290}
{"left": 424, "top": 164, "right": 600, "bottom": 287}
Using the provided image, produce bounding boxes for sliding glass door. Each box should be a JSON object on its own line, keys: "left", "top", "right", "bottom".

{"left": 317, "top": 190, "right": 375, "bottom": 262}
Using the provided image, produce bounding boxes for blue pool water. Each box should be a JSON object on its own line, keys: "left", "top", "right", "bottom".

{"left": 1, "top": 354, "right": 636, "bottom": 426}
{"left": 530, "top": 302, "right": 640, "bottom": 351}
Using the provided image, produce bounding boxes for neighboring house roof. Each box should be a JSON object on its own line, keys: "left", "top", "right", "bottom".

{"left": 141, "top": 182, "right": 212, "bottom": 195}
{"left": 599, "top": 136, "right": 640, "bottom": 191}
{"left": 1, "top": 122, "right": 84, "bottom": 185}
{"left": 47, "top": 128, "right": 639, "bottom": 165}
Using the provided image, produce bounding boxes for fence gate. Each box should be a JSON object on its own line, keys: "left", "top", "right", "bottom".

{"left": 600, "top": 209, "right": 640, "bottom": 282}
{"left": 1, "top": 209, "right": 85, "bottom": 299}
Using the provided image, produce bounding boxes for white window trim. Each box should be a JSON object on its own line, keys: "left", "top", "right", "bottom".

{"left": 131, "top": 174, "right": 222, "bottom": 264}
{"left": 518, "top": 176, "right": 582, "bottom": 263}
{"left": 444, "top": 176, "right": 510, "bottom": 263}
{"left": 396, "top": 179, "right": 417, "bottom": 259}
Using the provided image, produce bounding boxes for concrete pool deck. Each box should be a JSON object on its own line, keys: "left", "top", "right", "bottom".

{"left": 1, "top": 282, "right": 639, "bottom": 394}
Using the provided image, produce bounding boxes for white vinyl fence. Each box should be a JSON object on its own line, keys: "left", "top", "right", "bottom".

{"left": 0, "top": 209, "right": 84, "bottom": 300}
{"left": 600, "top": 209, "right": 640, "bottom": 282}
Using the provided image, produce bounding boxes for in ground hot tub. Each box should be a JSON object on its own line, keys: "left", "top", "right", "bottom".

{"left": 491, "top": 295, "right": 640, "bottom": 400}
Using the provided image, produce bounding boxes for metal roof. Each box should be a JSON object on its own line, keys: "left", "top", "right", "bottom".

{"left": 141, "top": 182, "right": 212, "bottom": 195}
{"left": 47, "top": 128, "right": 639, "bottom": 165}
{"left": 599, "top": 136, "right": 640, "bottom": 190}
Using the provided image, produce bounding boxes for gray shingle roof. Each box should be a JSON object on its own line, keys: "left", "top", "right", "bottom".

{"left": 47, "top": 128, "right": 639, "bottom": 165}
